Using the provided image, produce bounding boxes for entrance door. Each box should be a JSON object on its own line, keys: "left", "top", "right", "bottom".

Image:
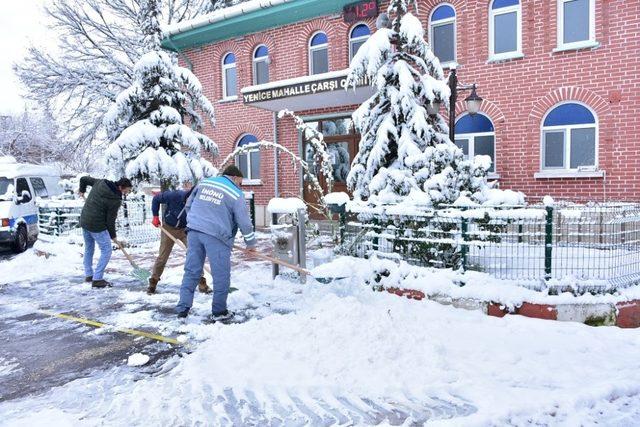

{"left": 302, "top": 117, "right": 359, "bottom": 217}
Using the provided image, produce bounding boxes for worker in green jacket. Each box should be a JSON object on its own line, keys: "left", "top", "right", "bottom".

{"left": 78, "top": 176, "right": 133, "bottom": 288}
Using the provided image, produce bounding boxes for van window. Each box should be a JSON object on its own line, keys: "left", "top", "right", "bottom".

{"left": 16, "top": 178, "right": 31, "bottom": 198}
{"left": 30, "top": 177, "right": 49, "bottom": 198}
{"left": 0, "top": 177, "right": 10, "bottom": 197}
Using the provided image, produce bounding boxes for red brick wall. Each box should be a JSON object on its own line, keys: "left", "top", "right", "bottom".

{"left": 180, "top": 0, "right": 640, "bottom": 204}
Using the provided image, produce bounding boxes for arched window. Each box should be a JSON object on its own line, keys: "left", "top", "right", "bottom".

{"left": 455, "top": 113, "right": 496, "bottom": 173}
{"left": 309, "top": 32, "right": 329, "bottom": 75}
{"left": 489, "top": 0, "right": 522, "bottom": 60}
{"left": 235, "top": 134, "right": 260, "bottom": 181}
{"left": 541, "top": 103, "right": 597, "bottom": 171}
{"left": 429, "top": 4, "right": 456, "bottom": 65}
{"left": 252, "top": 45, "right": 269, "bottom": 85}
{"left": 349, "top": 24, "right": 370, "bottom": 62}
{"left": 222, "top": 53, "right": 237, "bottom": 99}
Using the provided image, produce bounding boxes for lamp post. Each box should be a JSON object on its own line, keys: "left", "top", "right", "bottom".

{"left": 446, "top": 67, "right": 482, "bottom": 144}
{"left": 425, "top": 68, "right": 482, "bottom": 142}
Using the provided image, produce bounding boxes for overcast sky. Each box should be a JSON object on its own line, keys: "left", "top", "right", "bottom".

{"left": 0, "top": 1, "right": 50, "bottom": 115}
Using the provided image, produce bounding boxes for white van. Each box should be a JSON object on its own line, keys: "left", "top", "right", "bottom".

{"left": 0, "top": 157, "right": 63, "bottom": 252}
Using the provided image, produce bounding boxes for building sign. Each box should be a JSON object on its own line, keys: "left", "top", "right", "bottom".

{"left": 243, "top": 74, "right": 369, "bottom": 105}
{"left": 343, "top": 1, "right": 378, "bottom": 23}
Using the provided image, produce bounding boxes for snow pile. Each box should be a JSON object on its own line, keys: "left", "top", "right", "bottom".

{"left": 267, "top": 197, "right": 307, "bottom": 214}
{"left": 0, "top": 240, "right": 84, "bottom": 283}
{"left": 4, "top": 287, "right": 640, "bottom": 425}
{"left": 313, "top": 255, "right": 640, "bottom": 308}
{"left": 127, "top": 353, "right": 150, "bottom": 367}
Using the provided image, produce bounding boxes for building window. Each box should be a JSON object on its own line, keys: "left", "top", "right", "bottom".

{"left": 557, "top": 0, "right": 595, "bottom": 49}
{"left": 235, "top": 134, "right": 261, "bottom": 181}
{"left": 455, "top": 113, "right": 496, "bottom": 173}
{"left": 489, "top": 0, "right": 522, "bottom": 61}
{"left": 253, "top": 45, "right": 269, "bottom": 85}
{"left": 222, "top": 53, "right": 237, "bottom": 99}
{"left": 309, "top": 32, "right": 329, "bottom": 75}
{"left": 349, "top": 24, "right": 371, "bottom": 62}
{"left": 541, "top": 102, "right": 597, "bottom": 171}
{"left": 429, "top": 4, "right": 456, "bottom": 66}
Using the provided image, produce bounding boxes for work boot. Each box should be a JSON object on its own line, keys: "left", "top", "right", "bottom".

{"left": 209, "top": 309, "right": 234, "bottom": 322}
{"left": 177, "top": 310, "right": 189, "bottom": 319}
{"left": 92, "top": 279, "right": 112, "bottom": 288}
{"left": 84, "top": 276, "right": 93, "bottom": 283}
{"left": 147, "top": 277, "right": 159, "bottom": 295}
{"left": 198, "top": 277, "right": 212, "bottom": 294}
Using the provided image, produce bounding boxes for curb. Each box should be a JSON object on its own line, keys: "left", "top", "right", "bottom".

{"left": 384, "top": 287, "right": 640, "bottom": 328}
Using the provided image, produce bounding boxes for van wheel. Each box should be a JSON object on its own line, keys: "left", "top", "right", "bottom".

{"left": 12, "top": 226, "right": 28, "bottom": 253}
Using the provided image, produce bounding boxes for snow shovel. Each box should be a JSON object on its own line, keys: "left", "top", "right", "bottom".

{"left": 232, "top": 245, "right": 346, "bottom": 284}
{"left": 159, "top": 227, "right": 238, "bottom": 293}
{"left": 113, "top": 239, "right": 151, "bottom": 283}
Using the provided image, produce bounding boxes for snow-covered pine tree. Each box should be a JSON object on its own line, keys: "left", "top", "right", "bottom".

{"left": 346, "top": 0, "right": 490, "bottom": 209}
{"left": 104, "top": 0, "right": 218, "bottom": 189}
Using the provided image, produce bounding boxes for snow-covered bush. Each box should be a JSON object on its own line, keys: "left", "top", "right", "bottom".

{"left": 104, "top": 0, "right": 218, "bottom": 189}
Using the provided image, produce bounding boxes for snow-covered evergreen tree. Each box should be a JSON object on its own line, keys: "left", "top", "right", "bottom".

{"left": 346, "top": 0, "right": 492, "bottom": 208}
{"left": 104, "top": 0, "right": 218, "bottom": 188}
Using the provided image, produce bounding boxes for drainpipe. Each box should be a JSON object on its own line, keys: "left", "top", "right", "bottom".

{"left": 165, "top": 36, "right": 194, "bottom": 71}
{"left": 273, "top": 112, "right": 279, "bottom": 197}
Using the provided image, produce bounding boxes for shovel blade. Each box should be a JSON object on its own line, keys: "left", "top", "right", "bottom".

{"left": 132, "top": 268, "right": 152, "bottom": 283}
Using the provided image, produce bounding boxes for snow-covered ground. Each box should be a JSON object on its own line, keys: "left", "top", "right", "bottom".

{"left": 1, "top": 236, "right": 640, "bottom": 426}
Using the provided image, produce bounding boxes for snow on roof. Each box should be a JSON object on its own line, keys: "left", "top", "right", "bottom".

{"left": 163, "top": 0, "right": 295, "bottom": 37}
{"left": 0, "top": 159, "right": 61, "bottom": 179}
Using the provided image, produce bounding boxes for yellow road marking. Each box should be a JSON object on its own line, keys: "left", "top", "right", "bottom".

{"left": 37, "top": 310, "right": 183, "bottom": 346}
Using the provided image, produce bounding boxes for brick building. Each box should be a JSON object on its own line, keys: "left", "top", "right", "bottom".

{"left": 162, "top": 0, "right": 640, "bottom": 226}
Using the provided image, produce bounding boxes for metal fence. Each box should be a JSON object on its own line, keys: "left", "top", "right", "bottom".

{"left": 38, "top": 197, "right": 159, "bottom": 246}
{"left": 38, "top": 192, "right": 256, "bottom": 246}
{"left": 340, "top": 203, "right": 640, "bottom": 293}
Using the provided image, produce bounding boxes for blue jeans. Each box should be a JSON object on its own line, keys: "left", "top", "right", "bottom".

{"left": 176, "top": 230, "right": 231, "bottom": 315}
{"left": 83, "top": 229, "right": 112, "bottom": 281}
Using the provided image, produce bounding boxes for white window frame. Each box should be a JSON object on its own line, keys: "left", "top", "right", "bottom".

{"left": 252, "top": 45, "right": 269, "bottom": 85}
{"left": 349, "top": 23, "right": 370, "bottom": 63}
{"left": 235, "top": 135, "right": 261, "bottom": 182}
{"left": 309, "top": 31, "right": 329, "bottom": 75}
{"left": 455, "top": 132, "right": 497, "bottom": 175}
{"left": 429, "top": 4, "right": 457, "bottom": 68}
{"left": 539, "top": 102, "right": 598, "bottom": 173}
{"left": 488, "top": 0, "right": 523, "bottom": 62}
{"left": 222, "top": 53, "right": 238, "bottom": 100}
{"left": 556, "top": 0, "right": 597, "bottom": 51}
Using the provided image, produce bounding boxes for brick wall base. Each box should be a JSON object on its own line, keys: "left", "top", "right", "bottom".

{"left": 383, "top": 287, "right": 640, "bottom": 328}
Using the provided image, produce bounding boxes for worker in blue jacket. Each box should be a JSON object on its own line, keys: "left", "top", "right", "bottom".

{"left": 148, "top": 183, "right": 211, "bottom": 295}
{"left": 176, "top": 166, "right": 256, "bottom": 321}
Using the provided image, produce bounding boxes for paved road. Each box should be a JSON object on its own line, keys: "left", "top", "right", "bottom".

{"left": 0, "top": 272, "right": 180, "bottom": 402}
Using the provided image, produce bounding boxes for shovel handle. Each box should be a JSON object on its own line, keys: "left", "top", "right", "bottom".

{"left": 114, "top": 239, "right": 137, "bottom": 267}
{"left": 160, "top": 226, "right": 213, "bottom": 276}
{"left": 233, "top": 245, "right": 311, "bottom": 275}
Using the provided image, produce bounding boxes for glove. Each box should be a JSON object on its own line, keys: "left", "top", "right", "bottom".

{"left": 152, "top": 216, "right": 161, "bottom": 228}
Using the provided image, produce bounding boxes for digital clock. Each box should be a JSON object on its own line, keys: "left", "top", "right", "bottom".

{"left": 343, "top": 0, "right": 378, "bottom": 23}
